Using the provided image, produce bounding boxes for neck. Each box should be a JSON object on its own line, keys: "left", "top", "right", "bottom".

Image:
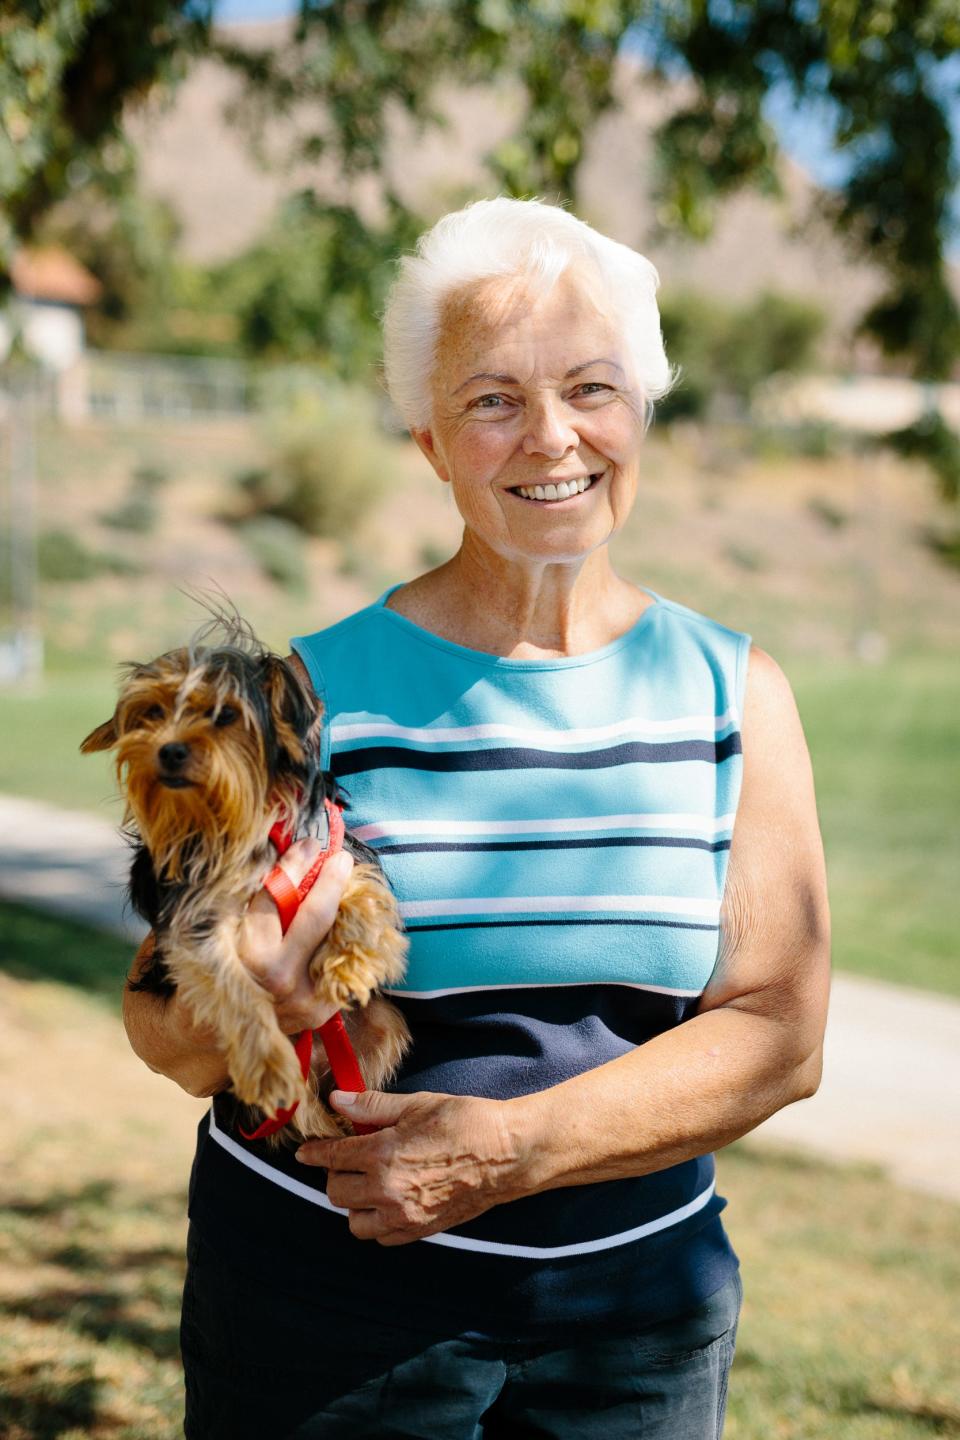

{"left": 413, "top": 535, "right": 648, "bottom": 660}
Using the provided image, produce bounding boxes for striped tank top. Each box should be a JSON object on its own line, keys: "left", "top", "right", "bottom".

{"left": 189, "top": 585, "right": 751, "bottom": 1336}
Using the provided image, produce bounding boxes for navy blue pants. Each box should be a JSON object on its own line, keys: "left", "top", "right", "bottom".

{"left": 181, "top": 1226, "right": 741, "bottom": 1439}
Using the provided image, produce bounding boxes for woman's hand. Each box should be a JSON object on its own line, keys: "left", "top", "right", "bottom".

{"left": 295, "top": 1089, "right": 526, "bottom": 1245}
{"left": 238, "top": 840, "right": 355, "bottom": 1035}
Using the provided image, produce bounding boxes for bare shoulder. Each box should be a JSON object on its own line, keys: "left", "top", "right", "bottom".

{"left": 741, "top": 643, "right": 803, "bottom": 740}
{"left": 698, "top": 643, "right": 831, "bottom": 1035}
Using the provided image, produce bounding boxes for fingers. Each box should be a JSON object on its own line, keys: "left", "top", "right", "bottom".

{"left": 242, "top": 843, "right": 353, "bottom": 1002}
{"left": 324, "top": 1170, "right": 372, "bottom": 1209}
{"left": 296, "top": 1132, "right": 375, "bottom": 1170}
{"left": 285, "top": 848, "right": 354, "bottom": 966}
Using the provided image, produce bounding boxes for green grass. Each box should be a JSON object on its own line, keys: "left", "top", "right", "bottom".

{"left": 788, "top": 653, "right": 960, "bottom": 997}
{"left": 1, "top": 900, "right": 132, "bottom": 1007}
{"left": 0, "top": 906, "right": 957, "bottom": 1439}
{"left": 0, "top": 668, "right": 122, "bottom": 818}
{"left": 721, "top": 1144, "right": 960, "bottom": 1439}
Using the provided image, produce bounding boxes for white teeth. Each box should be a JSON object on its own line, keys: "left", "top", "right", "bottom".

{"left": 514, "top": 475, "right": 596, "bottom": 500}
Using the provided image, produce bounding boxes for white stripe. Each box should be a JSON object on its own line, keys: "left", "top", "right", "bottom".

{"left": 331, "top": 712, "right": 739, "bottom": 746}
{"left": 353, "top": 812, "right": 737, "bottom": 842}
{"left": 398, "top": 894, "right": 719, "bottom": 920}
{"left": 382, "top": 980, "right": 703, "bottom": 999}
{"left": 207, "top": 1109, "right": 715, "bottom": 1258}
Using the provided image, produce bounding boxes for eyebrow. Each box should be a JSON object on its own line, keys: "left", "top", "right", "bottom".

{"left": 452, "top": 358, "right": 625, "bottom": 395}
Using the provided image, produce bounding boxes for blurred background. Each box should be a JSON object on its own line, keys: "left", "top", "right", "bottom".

{"left": 0, "top": 2, "right": 958, "bottom": 1436}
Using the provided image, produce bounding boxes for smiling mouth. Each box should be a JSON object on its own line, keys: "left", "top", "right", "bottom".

{"left": 509, "top": 473, "right": 602, "bottom": 503}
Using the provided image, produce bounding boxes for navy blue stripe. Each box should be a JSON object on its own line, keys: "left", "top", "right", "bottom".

{"left": 378, "top": 836, "right": 732, "bottom": 855}
{"left": 332, "top": 733, "right": 742, "bottom": 778}
{"left": 404, "top": 917, "right": 719, "bottom": 933}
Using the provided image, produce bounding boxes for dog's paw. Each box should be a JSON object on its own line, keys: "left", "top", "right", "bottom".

{"left": 313, "top": 954, "right": 367, "bottom": 1010}
{"left": 229, "top": 1029, "right": 306, "bottom": 1116}
{"left": 311, "top": 867, "right": 408, "bottom": 1009}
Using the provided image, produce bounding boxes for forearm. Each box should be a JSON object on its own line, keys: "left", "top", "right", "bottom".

{"left": 122, "top": 941, "right": 230, "bottom": 1098}
{"left": 504, "top": 1004, "right": 822, "bottom": 1195}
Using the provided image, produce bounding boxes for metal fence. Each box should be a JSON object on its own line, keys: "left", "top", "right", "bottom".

{"left": 83, "top": 350, "right": 254, "bottom": 422}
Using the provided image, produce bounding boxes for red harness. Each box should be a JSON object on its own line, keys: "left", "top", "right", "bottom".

{"left": 238, "top": 796, "right": 374, "bottom": 1141}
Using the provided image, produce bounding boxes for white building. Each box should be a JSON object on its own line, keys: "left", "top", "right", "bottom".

{"left": 0, "top": 246, "right": 102, "bottom": 371}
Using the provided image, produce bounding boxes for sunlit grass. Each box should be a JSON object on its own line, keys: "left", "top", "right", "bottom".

{"left": 789, "top": 654, "right": 960, "bottom": 997}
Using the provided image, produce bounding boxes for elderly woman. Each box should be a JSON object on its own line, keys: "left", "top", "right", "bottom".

{"left": 125, "top": 198, "right": 830, "bottom": 1439}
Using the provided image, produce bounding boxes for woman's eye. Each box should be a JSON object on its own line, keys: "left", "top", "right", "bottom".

{"left": 213, "top": 706, "right": 238, "bottom": 727}
{"left": 575, "top": 382, "right": 611, "bottom": 397}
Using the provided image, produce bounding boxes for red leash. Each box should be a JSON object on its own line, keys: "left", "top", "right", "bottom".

{"left": 238, "top": 796, "right": 375, "bottom": 1141}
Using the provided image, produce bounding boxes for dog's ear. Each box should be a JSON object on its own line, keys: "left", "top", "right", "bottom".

{"left": 80, "top": 715, "right": 119, "bottom": 754}
{"left": 261, "top": 656, "right": 320, "bottom": 769}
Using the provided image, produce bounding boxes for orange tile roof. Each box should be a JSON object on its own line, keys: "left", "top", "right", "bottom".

{"left": 10, "top": 247, "right": 102, "bottom": 306}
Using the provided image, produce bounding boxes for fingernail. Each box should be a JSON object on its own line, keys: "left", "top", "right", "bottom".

{"left": 331, "top": 1089, "right": 357, "bottom": 1106}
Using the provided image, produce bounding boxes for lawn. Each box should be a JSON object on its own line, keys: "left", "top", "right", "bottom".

{"left": 789, "top": 652, "right": 960, "bottom": 997}
{"left": 0, "top": 902, "right": 958, "bottom": 1440}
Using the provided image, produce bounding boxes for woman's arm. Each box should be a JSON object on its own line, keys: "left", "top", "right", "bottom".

{"left": 122, "top": 843, "right": 355, "bottom": 1097}
{"left": 296, "top": 644, "right": 830, "bottom": 1241}
{"left": 506, "top": 642, "right": 830, "bottom": 1189}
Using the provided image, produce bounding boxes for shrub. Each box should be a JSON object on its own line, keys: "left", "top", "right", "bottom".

{"left": 719, "top": 291, "right": 826, "bottom": 400}
{"left": 100, "top": 463, "right": 169, "bottom": 534}
{"left": 38, "top": 530, "right": 137, "bottom": 581}
{"left": 808, "top": 496, "right": 849, "bottom": 530}
{"left": 239, "top": 515, "right": 308, "bottom": 595}
{"left": 657, "top": 289, "right": 826, "bottom": 423}
{"left": 886, "top": 409, "right": 960, "bottom": 504}
{"left": 237, "top": 384, "right": 394, "bottom": 541}
{"left": 658, "top": 292, "right": 729, "bottom": 422}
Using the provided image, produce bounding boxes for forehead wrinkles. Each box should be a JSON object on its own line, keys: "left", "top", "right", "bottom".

{"left": 435, "top": 271, "right": 621, "bottom": 397}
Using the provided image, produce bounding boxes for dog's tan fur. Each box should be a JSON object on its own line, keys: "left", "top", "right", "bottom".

{"left": 83, "top": 636, "right": 409, "bottom": 1143}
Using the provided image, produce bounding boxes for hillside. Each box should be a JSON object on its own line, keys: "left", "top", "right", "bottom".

{"left": 25, "top": 412, "right": 960, "bottom": 665}
{"left": 126, "top": 26, "right": 903, "bottom": 364}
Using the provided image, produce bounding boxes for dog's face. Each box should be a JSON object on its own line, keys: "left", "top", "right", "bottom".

{"left": 82, "top": 645, "right": 319, "bottom": 878}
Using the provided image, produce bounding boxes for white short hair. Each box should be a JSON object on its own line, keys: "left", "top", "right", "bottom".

{"left": 382, "top": 197, "right": 677, "bottom": 432}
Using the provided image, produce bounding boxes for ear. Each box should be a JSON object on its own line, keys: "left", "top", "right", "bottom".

{"left": 80, "top": 716, "right": 119, "bottom": 754}
{"left": 411, "top": 428, "right": 450, "bottom": 484}
{"left": 262, "top": 656, "right": 318, "bottom": 769}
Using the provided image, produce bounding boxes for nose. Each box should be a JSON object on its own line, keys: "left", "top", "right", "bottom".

{"left": 158, "top": 741, "right": 190, "bottom": 770}
{"left": 522, "top": 393, "right": 578, "bottom": 459}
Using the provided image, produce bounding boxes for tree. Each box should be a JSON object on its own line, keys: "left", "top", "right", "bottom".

{"left": 0, "top": 0, "right": 211, "bottom": 291}
{"left": 3, "top": 0, "right": 958, "bottom": 388}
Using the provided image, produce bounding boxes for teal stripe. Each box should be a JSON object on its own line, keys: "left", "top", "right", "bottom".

{"left": 390, "top": 921, "right": 719, "bottom": 994}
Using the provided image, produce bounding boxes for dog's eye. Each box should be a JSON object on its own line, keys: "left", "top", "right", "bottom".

{"left": 142, "top": 704, "right": 164, "bottom": 722}
{"left": 213, "top": 706, "right": 238, "bottom": 727}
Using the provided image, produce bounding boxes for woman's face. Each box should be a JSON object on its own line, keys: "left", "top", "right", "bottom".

{"left": 413, "top": 270, "right": 646, "bottom": 567}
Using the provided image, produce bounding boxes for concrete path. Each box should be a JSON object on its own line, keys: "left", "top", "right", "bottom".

{"left": 0, "top": 793, "right": 147, "bottom": 942}
{"left": 1, "top": 792, "right": 957, "bottom": 1204}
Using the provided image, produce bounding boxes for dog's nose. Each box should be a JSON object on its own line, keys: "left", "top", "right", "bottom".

{"left": 158, "top": 742, "right": 190, "bottom": 770}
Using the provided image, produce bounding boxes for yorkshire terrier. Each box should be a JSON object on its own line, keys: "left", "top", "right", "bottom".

{"left": 81, "top": 612, "right": 409, "bottom": 1142}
